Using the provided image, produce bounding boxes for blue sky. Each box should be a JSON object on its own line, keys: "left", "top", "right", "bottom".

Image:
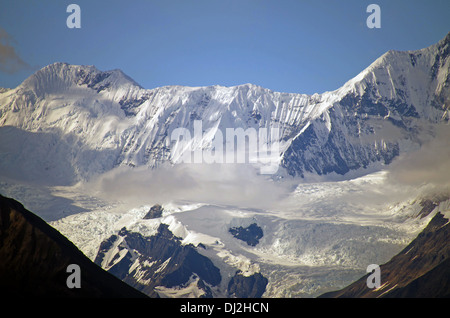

{"left": 0, "top": 0, "right": 449, "bottom": 94}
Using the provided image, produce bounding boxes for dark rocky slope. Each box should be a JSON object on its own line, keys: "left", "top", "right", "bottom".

{"left": 319, "top": 210, "right": 450, "bottom": 298}
{"left": 227, "top": 270, "right": 268, "bottom": 298}
{"left": 0, "top": 194, "right": 146, "bottom": 298}
{"left": 94, "top": 224, "right": 222, "bottom": 298}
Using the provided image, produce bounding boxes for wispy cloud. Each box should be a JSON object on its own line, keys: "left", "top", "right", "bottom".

{"left": 0, "top": 27, "right": 31, "bottom": 74}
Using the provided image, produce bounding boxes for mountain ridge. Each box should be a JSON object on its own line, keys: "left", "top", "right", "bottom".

{"left": 0, "top": 32, "right": 448, "bottom": 182}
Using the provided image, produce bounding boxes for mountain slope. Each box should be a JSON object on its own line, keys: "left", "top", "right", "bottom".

{"left": 319, "top": 200, "right": 450, "bottom": 298}
{"left": 0, "top": 33, "right": 448, "bottom": 183}
{"left": 94, "top": 223, "right": 222, "bottom": 298}
{"left": 93, "top": 216, "right": 269, "bottom": 298}
{"left": 283, "top": 32, "right": 450, "bottom": 176}
{"left": 0, "top": 194, "right": 147, "bottom": 297}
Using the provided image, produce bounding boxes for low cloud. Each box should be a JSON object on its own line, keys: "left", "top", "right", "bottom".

{"left": 0, "top": 27, "right": 31, "bottom": 74}
{"left": 387, "top": 124, "right": 450, "bottom": 190}
{"left": 82, "top": 124, "right": 450, "bottom": 213}
{"left": 84, "top": 163, "right": 295, "bottom": 210}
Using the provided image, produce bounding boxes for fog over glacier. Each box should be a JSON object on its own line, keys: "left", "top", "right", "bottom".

{"left": 83, "top": 163, "right": 295, "bottom": 210}
{"left": 387, "top": 124, "right": 450, "bottom": 189}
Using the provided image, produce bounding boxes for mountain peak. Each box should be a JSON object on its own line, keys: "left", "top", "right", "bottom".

{"left": 437, "top": 31, "right": 450, "bottom": 48}
{"left": 19, "top": 62, "right": 142, "bottom": 96}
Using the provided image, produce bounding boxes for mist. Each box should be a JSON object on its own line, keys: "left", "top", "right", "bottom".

{"left": 386, "top": 124, "right": 450, "bottom": 192}
{"left": 84, "top": 162, "right": 296, "bottom": 210}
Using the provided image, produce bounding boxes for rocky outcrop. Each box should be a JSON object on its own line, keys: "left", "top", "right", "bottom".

{"left": 143, "top": 204, "right": 163, "bottom": 219}
{"left": 229, "top": 223, "right": 263, "bottom": 246}
{"left": 227, "top": 271, "right": 268, "bottom": 298}
{"left": 94, "top": 223, "right": 222, "bottom": 298}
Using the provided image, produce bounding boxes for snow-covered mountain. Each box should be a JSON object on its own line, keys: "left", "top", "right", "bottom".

{"left": 1, "top": 33, "right": 448, "bottom": 183}
{"left": 1, "top": 33, "right": 449, "bottom": 299}
{"left": 93, "top": 222, "right": 222, "bottom": 298}
{"left": 92, "top": 218, "right": 268, "bottom": 298}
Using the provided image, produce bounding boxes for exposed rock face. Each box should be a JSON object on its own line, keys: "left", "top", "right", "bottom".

{"left": 143, "top": 204, "right": 163, "bottom": 219}
{"left": 319, "top": 210, "right": 450, "bottom": 298}
{"left": 227, "top": 271, "right": 268, "bottom": 298}
{"left": 94, "top": 223, "right": 222, "bottom": 298}
{"left": 229, "top": 223, "right": 263, "bottom": 246}
{"left": 0, "top": 194, "right": 146, "bottom": 298}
